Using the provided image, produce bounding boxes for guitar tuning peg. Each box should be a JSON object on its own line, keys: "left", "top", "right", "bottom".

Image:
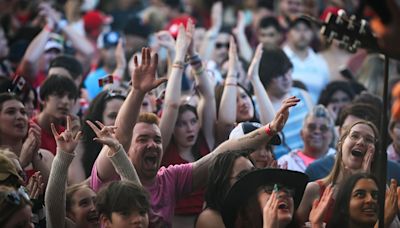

{"left": 347, "top": 45, "right": 356, "bottom": 53}
{"left": 336, "top": 9, "right": 346, "bottom": 24}
{"left": 352, "top": 40, "right": 361, "bottom": 50}
{"left": 327, "top": 31, "right": 337, "bottom": 43}
{"left": 359, "top": 19, "right": 367, "bottom": 34}
{"left": 348, "top": 15, "right": 356, "bottom": 30}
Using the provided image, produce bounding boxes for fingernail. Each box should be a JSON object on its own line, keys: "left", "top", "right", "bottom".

{"left": 273, "top": 184, "right": 279, "bottom": 193}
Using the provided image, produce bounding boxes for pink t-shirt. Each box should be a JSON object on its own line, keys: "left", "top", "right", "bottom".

{"left": 90, "top": 163, "right": 193, "bottom": 228}
{"left": 297, "top": 151, "right": 316, "bottom": 167}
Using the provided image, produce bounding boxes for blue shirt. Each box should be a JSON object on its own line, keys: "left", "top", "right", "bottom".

{"left": 283, "top": 45, "right": 330, "bottom": 103}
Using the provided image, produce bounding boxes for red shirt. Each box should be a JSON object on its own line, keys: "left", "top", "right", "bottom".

{"left": 31, "top": 117, "right": 65, "bottom": 155}
{"left": 161, "top": 134, "right": 210, "bottom": 215}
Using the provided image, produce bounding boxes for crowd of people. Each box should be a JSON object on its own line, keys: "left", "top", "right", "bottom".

{"left": 2, "top": 0, "right": 400, "bottom": 227}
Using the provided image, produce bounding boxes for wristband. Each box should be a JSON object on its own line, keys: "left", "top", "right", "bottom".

{"left": 265, "top": 124, "right": 276, "bottom": 136}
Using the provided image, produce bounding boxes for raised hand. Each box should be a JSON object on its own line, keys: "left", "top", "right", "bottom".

{"left": 384, "top": 179, "right": 398, "bottom": 226}
{"left": 210, "top": 2, "right": 223, "bottom": 31}
{"left": 262, "top": 190, "right": 279, "bottom": 228}
{"left": 115, "top": 38, "right": 127, "bottom": 71}
{"left": 232, "top": 11, "right": 246, "bottom": 35}
{"left": 227, "top": 36, "right": 239, "bottom": 79}
{"left": 174, "top": 19, "right": 194, "bottom": 60}
{"left": 132, "top": 47, "right": 167, "bottom": 93}
{"left": 247, "top": 43, "right": 263, "bottom": 81}
{"left": 156, "top": 31, "right": 176, "bottom": 53}
{"left": 51, "top": 116, "right": 82, "bottom": 154}
{"left": 309, "top": 185, "right": 334, "bottom": 227}
{"left": 20, "top": 122, "right": 41, "bottom": 168}
{"left": 362, "top": 145, "right": 374, "bottom": 173}
{"left": 26, "top": 171, "right": 45, "bottom": 200}
{"left": 86, "top": 120, "right": 120, "bottom": 156}
{"left": 269, "top": 96, "right": 300, "bottom": 132}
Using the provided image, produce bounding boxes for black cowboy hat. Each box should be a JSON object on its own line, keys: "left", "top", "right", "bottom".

{"left": 221, "top": 168, "right": 308, "bottom": 228}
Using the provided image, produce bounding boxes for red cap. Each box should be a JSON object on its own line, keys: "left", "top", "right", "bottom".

{"left": 83, "top": 10, "right": 112, "bottom": 37}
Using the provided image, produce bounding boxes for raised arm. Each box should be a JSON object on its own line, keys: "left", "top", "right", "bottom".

{"left": 95, "top": 48, "right": 166, "bottom": 182}
{"left": 188, "top": 27, "right": 216, "bottom": 150}
{"left": 45, "top": 117, "right": 81, "bottom": 228}
{"left": 86, "top": 120, "right": 140, "bottom": 185}
{"left": 248, "top": 44, "right": 275, "bottom": 125}
{"left": 17, "top": 3, "right": 55, "bottom": 81}
{"left": 110, "top": 39, "right": 126, "bottom": 84}
{"left": 159, "top": 20, "right": 194, "bottom": 150}
{"left": 215, "top": 37, "right": 239, "bottom": 142}
{"left": 44, "top": 3, "right": 94, "bottom": 59}
{"left": 232, "top": 11, "right": 253, "bottom": 63}
{"left": 192, "top": 96, "right": 300, "bottom": 190}
{"left": 199, "top": 1, "right": 222, "bottom": 60}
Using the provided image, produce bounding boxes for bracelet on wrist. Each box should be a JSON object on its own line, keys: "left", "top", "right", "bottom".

{"left": 264, "top": 124, "right": 276, "bottom": 136}
{"left": 172, "top": 61, "right": 185, "bottom": 69}
{"left": 193, "top": 67, "right": 204, "bottom": 76}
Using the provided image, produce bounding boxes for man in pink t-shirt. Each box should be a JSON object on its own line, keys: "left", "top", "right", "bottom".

{"left": 90, "top": 47, "right": 298, "bottom": 227}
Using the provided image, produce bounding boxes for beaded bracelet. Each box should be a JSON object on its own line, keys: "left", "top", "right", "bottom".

{"left": 172, "top": 61, "right": 185, "bottom": 69}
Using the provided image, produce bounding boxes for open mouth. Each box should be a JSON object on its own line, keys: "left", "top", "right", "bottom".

{"left": 87, "top": 213, "right": 99, "bottom": 223}
{"left": 278, "top": 202, "right": 289, "bottom": 210}
{"left": 187, "top": 135, "right": 195, "bottom": 142}
{"left": 351, "top": 149, "right": 364, "bottom": 158}
{"left": 144, "top": 155, "right": 158, "bottom": 167}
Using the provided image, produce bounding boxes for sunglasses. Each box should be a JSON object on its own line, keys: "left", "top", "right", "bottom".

{"left": 259, "top": 184, "right": 295, "bottom": 197}
{"left": 215, "top": 42, "right": 230, "bottom": 49}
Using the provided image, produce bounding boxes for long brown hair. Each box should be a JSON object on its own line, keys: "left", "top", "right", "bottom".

{"left": 322, "top": 120, "right": 380, "bottom": 185}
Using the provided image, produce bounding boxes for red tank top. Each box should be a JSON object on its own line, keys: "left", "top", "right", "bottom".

{"left": 161, "top": 133, "right": 210, "bottom": 215}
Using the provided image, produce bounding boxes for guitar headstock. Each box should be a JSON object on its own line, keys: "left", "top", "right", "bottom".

{"left": 319, "top": 10, "right": 379, "bottom": 53}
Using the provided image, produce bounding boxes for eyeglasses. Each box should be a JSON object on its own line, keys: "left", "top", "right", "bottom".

{"left": 259, "top": 184, "right": 295, "bottom": 197}
{"left": 215, "top": 42, "right": 230, "bottom": 49}
{"left": 348, "top": 131, "right": 377, "bottom": 145}
{"left": 306, "top": 123, "right": 330, "bottom": 133}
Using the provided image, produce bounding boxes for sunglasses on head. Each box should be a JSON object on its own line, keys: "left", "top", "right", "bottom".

{"left": 3, "top": 187, "right": 30, "bottom": 206}
{"left": 215, "top": 42, "right": 230, "bottom": 49}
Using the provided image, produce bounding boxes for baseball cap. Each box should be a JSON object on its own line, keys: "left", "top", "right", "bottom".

{"left": 44, "top": 33, "right": 64, "bottom": 52}
{"left": 288, "top": 16, "right": 313, "bottom": 29}
{"left": 229, "top": 122, "right": 281, "bottom": 145}
{"left": 83, "top": 10, "right": 113, "bottom": 37}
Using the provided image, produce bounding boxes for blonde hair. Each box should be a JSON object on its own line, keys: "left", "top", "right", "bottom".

{"left": 322, "top": 120, "right": 379, "bottom": 185}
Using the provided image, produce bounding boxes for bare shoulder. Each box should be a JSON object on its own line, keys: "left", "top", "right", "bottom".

{"left": 39, "top": 149, "right": 55, "bottom": 162}
{"left": 296, "top": 181, "right": 323, "bottom": 224}
{"left": 196, "top": 208, "right": 225, "bottom": 228}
